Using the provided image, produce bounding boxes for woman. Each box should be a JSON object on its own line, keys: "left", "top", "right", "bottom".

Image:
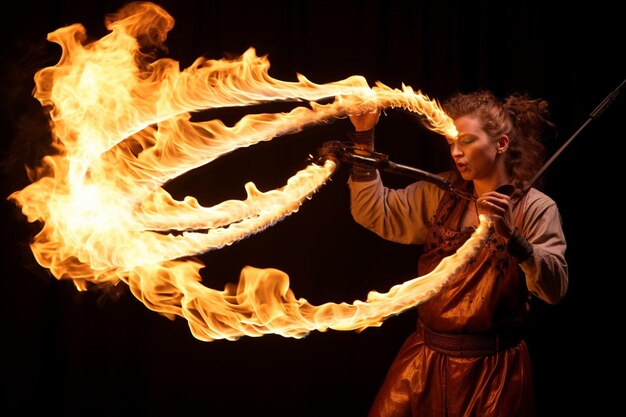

{"left": 347, "top": 91, "right": 568, "bottom": 417}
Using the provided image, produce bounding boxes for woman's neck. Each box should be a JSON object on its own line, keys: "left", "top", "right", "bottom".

{"left": 473, "top": 174, "right": 511, "bottom": 196}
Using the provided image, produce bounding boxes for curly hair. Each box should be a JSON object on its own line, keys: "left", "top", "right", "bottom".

{"left": 442, "top": 90, "right": 554, "bottom": 193}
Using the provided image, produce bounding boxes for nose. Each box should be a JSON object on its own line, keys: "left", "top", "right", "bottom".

{"left": 450, "top": 142, "right": 463, "bottom": 158}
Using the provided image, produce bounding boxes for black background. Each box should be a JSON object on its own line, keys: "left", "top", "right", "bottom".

{"left": 1, "top": 1, "right": 623, "bottom": 416}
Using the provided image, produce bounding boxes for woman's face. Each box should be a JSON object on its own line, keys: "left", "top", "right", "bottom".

{"left": 448, "top": 115, "right": 500, "bottom": 182}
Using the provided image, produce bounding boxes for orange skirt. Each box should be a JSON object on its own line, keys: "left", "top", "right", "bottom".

{"left": 367, "top": 330, "right": 534, "bottom": 417}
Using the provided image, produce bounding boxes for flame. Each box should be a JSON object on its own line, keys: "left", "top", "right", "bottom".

{"left": 7, "top": 1, "right": 485, "bottom": 342}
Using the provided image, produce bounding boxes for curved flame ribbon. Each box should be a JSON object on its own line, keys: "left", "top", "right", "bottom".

{"left": 8, "top": 2, "right": 490, "bottom": 342}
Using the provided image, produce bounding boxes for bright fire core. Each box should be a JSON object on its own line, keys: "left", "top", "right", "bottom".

{"left": 9, "top": 2, "right": 491, "bottom": 341}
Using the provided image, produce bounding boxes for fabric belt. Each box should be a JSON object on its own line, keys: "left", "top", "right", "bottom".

{"left": 418, "top": 320, "right": 523, "bottom": 358}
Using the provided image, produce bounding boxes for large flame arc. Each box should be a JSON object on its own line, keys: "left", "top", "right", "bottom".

{"left": 9, "top": 2, "right": 488, "bottom": 342}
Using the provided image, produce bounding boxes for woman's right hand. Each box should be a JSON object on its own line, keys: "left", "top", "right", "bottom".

{"left": 350, "top": 107, "right": 381, "bottom": 132}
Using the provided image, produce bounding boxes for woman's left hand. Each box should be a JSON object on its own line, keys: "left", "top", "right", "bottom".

{"left": 476, "top": 191, "right": 515, "bottom": 240}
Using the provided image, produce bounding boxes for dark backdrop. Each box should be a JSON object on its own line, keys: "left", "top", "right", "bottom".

{"left": 1, "top": 1, "right": 623, "bottom": 416}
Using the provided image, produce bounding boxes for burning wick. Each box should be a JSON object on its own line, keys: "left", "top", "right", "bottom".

{"left": 9, "top": 2, "right": 488, "bottom": 342}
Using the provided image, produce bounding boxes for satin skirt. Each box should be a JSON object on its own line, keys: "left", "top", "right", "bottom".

{"left": 367, "top": 331, "right": 534, "bottom": 417}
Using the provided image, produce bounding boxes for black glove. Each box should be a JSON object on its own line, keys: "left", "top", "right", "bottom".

{"left": 347, "top": 128, "right": 377, "bottom": 182}
{"left": 507, "top": 229, "right": 534, "bottom": 263}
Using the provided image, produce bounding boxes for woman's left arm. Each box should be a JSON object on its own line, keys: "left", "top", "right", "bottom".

{"left": 519, "top": 197, "right": 569, "bottom": 304}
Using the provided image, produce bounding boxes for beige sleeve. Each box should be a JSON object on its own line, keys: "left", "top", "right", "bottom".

{"left": 519, "top": 191, "right": 569, "bottom": 304}
{"left": 348, "top": 172, "right": 447, "bottom": 245}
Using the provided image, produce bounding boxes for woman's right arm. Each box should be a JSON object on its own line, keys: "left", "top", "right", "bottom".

{"left": 348, "top": 174, "right": 444, "bottom": 245}
{"left": 346, "top": 105, "right": 444, "bottom": 244}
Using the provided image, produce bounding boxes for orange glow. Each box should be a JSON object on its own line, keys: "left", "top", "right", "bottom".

{"left": 8, "top": 2, "right": 489, "bottom": 342}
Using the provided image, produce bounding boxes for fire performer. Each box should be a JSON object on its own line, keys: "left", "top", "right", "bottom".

{"left": 347, "top": 90, "right": 568, "bottom": 417}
